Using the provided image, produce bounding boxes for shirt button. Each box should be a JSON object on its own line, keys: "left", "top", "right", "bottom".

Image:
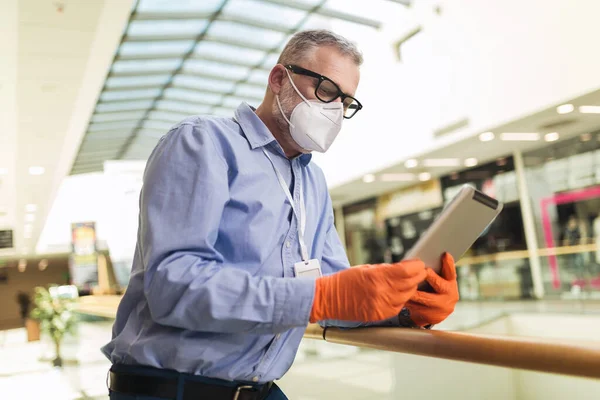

{"left": 285, "top": 241, "right": 291, "bottom": 248}
{"left": 252, "top": 376, "right": 259, "bottom": 382}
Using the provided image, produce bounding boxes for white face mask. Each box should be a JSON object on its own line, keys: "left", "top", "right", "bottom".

{"left": 276, "top": 69, "right": 344, "bottom": 153}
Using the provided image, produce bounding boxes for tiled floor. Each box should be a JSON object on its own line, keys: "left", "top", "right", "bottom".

{"left": 0, "top": 322, "right": 113, "bottom": 399}
{"left": 1, "top": 300, "right": 599, "bottom": 399}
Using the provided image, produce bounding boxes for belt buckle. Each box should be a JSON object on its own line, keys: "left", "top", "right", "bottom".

{"left": 233, "top": 385, "right": 254, "bottom": 400}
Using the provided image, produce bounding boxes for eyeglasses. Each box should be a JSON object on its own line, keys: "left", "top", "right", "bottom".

{"left": 284, "top": 64, "right": 363, "bottom": 119}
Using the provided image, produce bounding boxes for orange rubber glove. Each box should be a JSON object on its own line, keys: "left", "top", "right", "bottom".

{"left": 406, "top": 253, "right": 459, "bottom": 327}
{"left": 310, "top": 260, "right": 427, "bottom": 323}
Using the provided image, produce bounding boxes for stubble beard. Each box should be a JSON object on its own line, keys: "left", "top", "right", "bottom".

{"left": 272, "top": 82, "right": 300, "bottom": 150}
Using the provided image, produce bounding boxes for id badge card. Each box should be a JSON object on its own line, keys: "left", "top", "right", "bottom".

{"left": 294, "top": 259, "right": 322, "bottom": 278}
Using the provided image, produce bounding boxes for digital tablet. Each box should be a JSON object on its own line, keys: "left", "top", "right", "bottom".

{"left": 403, "top": 185, "right": 503, "bottom": 288}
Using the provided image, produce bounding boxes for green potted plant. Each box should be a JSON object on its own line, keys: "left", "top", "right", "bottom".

{"left": 30, "top": 286, "right": 78, "bottom": 367}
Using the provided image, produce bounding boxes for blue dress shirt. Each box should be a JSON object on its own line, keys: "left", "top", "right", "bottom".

{"left": 101, "top": 103, "right": 396, "bottom": 383}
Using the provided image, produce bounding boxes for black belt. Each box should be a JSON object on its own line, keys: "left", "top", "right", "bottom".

{"left": 108, "top": 370, "right": 273, "bottom": 400}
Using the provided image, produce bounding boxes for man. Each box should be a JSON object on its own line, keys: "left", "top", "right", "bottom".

{"left": 103, "top": 29, "right": 459, "bottom": 400}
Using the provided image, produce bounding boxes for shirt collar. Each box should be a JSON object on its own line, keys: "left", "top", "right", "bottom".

{"left": 234, "top": 102, "right": 312, "bottom": 167}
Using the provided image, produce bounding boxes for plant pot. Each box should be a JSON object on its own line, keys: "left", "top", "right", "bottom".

{"left": 52, "top": 356, "right": 63, "bottom": 368}
{"left": 25, "top": 318, "right": 40, "bottom": 342}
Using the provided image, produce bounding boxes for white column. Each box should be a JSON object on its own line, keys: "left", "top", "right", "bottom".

{"left": 513, "top": 150, "right": 545, "bottom": 298}
{"left": 0, "top": 0, "right": 19, "bottom": 255}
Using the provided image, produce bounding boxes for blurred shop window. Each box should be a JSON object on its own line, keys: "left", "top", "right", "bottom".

{"left": 441, "top": 157, "right": 526, "bottom": 254}
{"left": 380, "top": 180, "right": 444, "bottom": 263}
{"left": 386, "top": 208, "right": 443, "bottom": 263}
{"left": 523, "top": 131, "right": 600, "bottom": 297}
{"left": 440, "top": 157, "right": 530, "bottom": 300}
{"left": 343, "top": 199, "right": 387, "bottom": 266}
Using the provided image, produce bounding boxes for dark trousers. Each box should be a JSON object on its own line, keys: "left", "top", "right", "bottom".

{"left": 107, "top": 364, "right": 288, "bottom": 400}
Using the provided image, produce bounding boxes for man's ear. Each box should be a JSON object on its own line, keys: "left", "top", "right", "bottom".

{"left": 268, "top": 64, "right": 286, "bottom": 95}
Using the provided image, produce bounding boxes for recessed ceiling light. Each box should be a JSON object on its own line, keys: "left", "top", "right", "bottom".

{"left": 362, "top": 174, "right": 376, "bottom": 183}
{"left": 29, "top": 166, "right": 45, "bottom": 175}
{"left": 404, "top": 159, "right": 418, "bottom": 169}
{"left": 556, "top": 104, "right": 574, "bottom": 114}
{"left": 464, "top": 158, "right": 478, "bottom": 167}
{"left": 579, "top": 105, "right": 600, "bottom": 114}
{"left": 544, "top": 132, "right": 560, "bottom": 142}
{"left": 418, "top": 172, "right": 431, "bottom": 182}
{"left": 380, "top": 173, "right": 416, "bottom": 182}
{"left": 25, "top": 204, "right": 37, "bottom": 212}
{"left": 423, "top": 158, "right": 461, "bottom": 167}
{"left": 500, "top": 132, "right": 540, "bottom": 141}
{"left": 18, "top": 259, "right": 27, "bottom": 272}
{"left": 581, "top": 133, "right": 592, "bottom": 142}
{"left": 479, "top": 132, "right": 495, "bottom": 142}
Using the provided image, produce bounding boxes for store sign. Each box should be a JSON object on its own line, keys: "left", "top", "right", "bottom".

{"left": 70, "top": 222, "right": 98, "bottom": 287}
{"left": 0, "top": 229, "right": 13, "bottom": 249}
{"left": 568, "top": 152, "right": 595, "bottom": 189}
{"left": 382, "top": 180, "right": 443, "bottom": 219}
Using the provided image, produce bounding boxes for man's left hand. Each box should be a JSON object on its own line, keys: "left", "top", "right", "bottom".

{"left": 406, "top": 253, "right": 459, "bottom": 327}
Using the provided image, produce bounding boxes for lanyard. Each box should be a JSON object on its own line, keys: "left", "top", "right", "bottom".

{"left": 261, "top": 148, "right": 309, "bottom": 261}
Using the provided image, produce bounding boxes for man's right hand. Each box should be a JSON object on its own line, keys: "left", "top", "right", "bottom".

{"left": 309, "top": 260, "right": 427, "bottom": 323}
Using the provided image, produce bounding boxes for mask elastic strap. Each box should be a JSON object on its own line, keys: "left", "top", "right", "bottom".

{"left": 275, "top": 95, "right": 294, "bottom": 128}
{"left": 284, "top": 68, "right": 312, "bottom": 107}
{"left": 274, "top": 68, "right": 313, "bottom": 128}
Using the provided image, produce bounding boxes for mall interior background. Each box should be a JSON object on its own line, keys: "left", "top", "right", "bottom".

{"left": 1, "top": 0, "right": 600, "bottom": 399}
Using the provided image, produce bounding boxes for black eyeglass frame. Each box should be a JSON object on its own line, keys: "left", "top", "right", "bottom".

{"left": 284, "top": 64, "right": 363, "bottom": 119}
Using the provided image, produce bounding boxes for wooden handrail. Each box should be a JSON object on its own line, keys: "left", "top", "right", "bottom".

{"left": 76, "top": 296, "right": 600, "bottom": 380}
{"left": 305, "top": 324, "right": 600, "bottom": 380}
{"left": 457, "top": 243, "right": 598, "bottom": 266}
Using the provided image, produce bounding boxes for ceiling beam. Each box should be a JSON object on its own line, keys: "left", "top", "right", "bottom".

{"left": 101, "top": 85, "right": 264, "bottom": 102}
{"left": 71, "top": 167, "right": 104, "bottom": 175}
{"left": 189, "top": 54, "right": 271, "bottom": 71}
{"left": 95, "top": 102, "right": 152, "bottom": 114}
{"left": 102, "top": 85, "right": 221, "bottom": 100}
{"left": 115, "top": 52, "right": 271, "bottom": 73}
{"left": 80, "top": 135, "right": 125, "bottom": 143}
{"left": 132, "top": 11, "right": 213, "bottom": 21}
{"left": 109, "top": 70, "right": 265, "bottom": 89}
{"left": 133, "top": 12, "right": 292, "bottom": 34}
{"left": 90, "top": 117, "right": 144, "bottom": 125}
{"left": 88, "top": 125, "right": 138, "bottom": 133}
{"left": 116, "top": 52, "right": 186, "bottom": 61}
{"left": 124, "top": 34, "right": 274, "bottom": 53}
{"left": 77, "top": 149, "right": 122, "bottom": 157}
{"left": 257, "top": 0, "right": 381, "bottom": 28}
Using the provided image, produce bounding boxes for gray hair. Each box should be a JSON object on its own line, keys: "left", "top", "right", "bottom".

{"left": 277, "top": 29, "right": 363, "bottom": 66}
